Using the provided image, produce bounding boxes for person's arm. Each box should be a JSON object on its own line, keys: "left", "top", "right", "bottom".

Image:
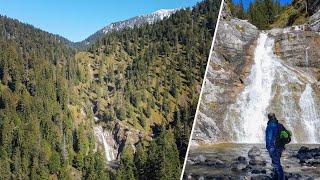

{"left": 265, "top": 125, "right": 276, "bottom": 150}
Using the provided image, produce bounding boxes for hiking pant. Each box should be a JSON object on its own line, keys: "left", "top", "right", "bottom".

{"left": 268, "top": 147, "right": 284, "bottom": 180}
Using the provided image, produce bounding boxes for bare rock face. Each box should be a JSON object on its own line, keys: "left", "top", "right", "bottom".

{"left": 112, "top": 121, "right": 142, "bottom": 158}
{"left": 220, "top": 1, "right": 232, "bottom": 20}
{"left": 215, "top": 18, "right": 259, "bottom": 63}
{"left": 271, "top": 28, "right": 320, "bottom": 69}
{"left": 308, "top": 9, "right": 320, "bottom": 31}
{"left": 270, "top": 24, "right": 320, "bottom": 90}
{"left": 192, "top": 12, "right": 259, "bottom": 144}
{"left": 93, "top": 120, "right": 142, "bottom": 164}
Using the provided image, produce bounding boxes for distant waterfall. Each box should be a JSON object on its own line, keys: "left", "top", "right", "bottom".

{"left": 223, "top": 32, "right": 320, "bottom": 144}
{"left": 93, "top": 126, "right": 116, "bottom": 162}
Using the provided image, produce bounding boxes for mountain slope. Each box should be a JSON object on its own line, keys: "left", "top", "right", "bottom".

{"left": 271, "top": 0, "right": 320, "bottom": 28}
{"left": 73, "top": 1, "right": 221, "bottom": 178}
{"left": 0, "top": 15, "right": 94, "bottom": 179}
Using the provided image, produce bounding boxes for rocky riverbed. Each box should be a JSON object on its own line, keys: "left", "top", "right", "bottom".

{"left": 183, "top": 144, "right": 320, "bottom": 179}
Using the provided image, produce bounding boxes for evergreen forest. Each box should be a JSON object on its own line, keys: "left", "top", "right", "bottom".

{"left": 0, "top": 0, "right": 221, "bottom": 179}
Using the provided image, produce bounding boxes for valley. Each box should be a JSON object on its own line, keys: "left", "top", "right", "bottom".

{"left": 0, "top": 0, "right": 221, "bottom": 179}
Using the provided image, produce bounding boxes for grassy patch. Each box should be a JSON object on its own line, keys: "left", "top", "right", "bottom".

{"left": 235, "top": 24, "right": 244, "bottom": 32}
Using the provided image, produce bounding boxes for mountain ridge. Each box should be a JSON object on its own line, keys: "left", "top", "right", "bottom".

{"left": 74, "top": 8, "right": 177, "bottom": 48}
{"left": 0, "top": 8, "right": 178, "bottom": 49}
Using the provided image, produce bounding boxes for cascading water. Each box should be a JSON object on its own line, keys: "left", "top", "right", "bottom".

{"left": 224, "top": 33, "right": 276, "bottom": 143}
{"left": 93, "top": 126, "right": 116, "bottom": 162}
{"left": 223, "top": 32, "right": 320, "bottom": 144}
{"left": 299, "top": 84, "right": 320, "bottom": 143}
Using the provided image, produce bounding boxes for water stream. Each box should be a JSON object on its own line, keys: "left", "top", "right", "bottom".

{"left": 184, "top": 144, "right": 320, "bottom": 179}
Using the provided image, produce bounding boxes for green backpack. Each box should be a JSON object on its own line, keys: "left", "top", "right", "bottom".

{"left": 275, "top": 123, "right": 292, "bottom": 147}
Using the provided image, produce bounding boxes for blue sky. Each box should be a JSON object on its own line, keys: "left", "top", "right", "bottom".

{"left": 0, "top": 0, "right": 202, "bottom": 42}
{"left": 233, "top": 0, "right": 292, "bottom": 10}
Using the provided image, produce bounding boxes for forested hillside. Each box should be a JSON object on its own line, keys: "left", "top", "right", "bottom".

{"left": 0, "top": 0, "right": 221, "bottom": 179}
{"left": 229, "top": 0, "right": 288, "bottom": 29}
{"left": 230, "top": 0, "right": 320, "bottom": 29}
{"left": 270, "top": 0, "right": 320, "bottom": 28}
{"left": 0, "top": 15, "right": 96, "bottom": 179}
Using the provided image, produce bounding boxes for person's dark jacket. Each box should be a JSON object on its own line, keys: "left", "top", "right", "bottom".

{"left": 265, "top": 118, "right": 279, "bottom": 150}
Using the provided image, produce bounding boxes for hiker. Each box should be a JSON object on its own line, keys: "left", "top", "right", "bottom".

{"left": 265, "top": 113, "right": 291, "bottom": 180}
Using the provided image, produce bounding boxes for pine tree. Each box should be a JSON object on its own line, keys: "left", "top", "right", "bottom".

{"left": 117, "top": 145, "right": 135, "bottom": 180}
{"left": 134, "top": 142, "right": 147, "bottom": 179}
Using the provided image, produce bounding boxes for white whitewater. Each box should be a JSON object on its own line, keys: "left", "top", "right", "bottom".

{"left": 224, "top": 32, "right": 320, "bottom": 144}
{"left": 93, "top": 126, "right": 116, "bottom": 162}
{"left": 299, "top": 84, "right": 319, "bottom": 143}
{"left": 224, "top": 33, "right": 276, "bottom": 143}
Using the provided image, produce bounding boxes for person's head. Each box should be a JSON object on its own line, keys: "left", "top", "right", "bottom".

{"left": 267, "top": 113, "right": 276, "bottom": 120}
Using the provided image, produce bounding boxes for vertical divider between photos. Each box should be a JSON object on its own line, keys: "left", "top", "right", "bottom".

{"left": 179, "top": 0, "right": 225, "bottom": 179}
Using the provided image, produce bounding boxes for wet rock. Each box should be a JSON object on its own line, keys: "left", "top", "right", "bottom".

{"left": 184, "top": 173, "right": 237, "bottom": 180}
{"left": 185, "top": 173, "right": 201, "bottom": 180}
{"left": 187, "top": 159, "right": 195, "bottom": 165}
{"left": 231, "top": 162, "right": 248, "bottom": 172}
{"left": 185, "top": 173, "right": 192, "bottom": 179}
{"left": 305, "top": 158, "right": 320, "bottom": 166}
{"left": 205, "top": 174, "right": 237, "bottom": 180}
{"left": 231, "top": 155, "right": 249, "bottom": 172}
{"left": 250, "top": 174, "right": 272, "bottom": 180}
{"left": 204, "top": 159, "right": 226, "bottom": 168}
{"left": 237, "top": 156, "right": 246, "bottom": 162}
{"left": 249, "top": 156, "right": 267, "bottom": 166}
{"left": 297, "top": 153, "right": 313, "bottom": 163}
{"left": 245, "top": 146, "right": 267, "bottom": 168}
{"left": 189, "top": 155, "right": 227, "bottom": 168}
{"left": 204, "top": 160, "right": 220, "bottom": 167}
{"left": 285, "top": 172, "right": 313, "bottom": 180}
{"left": 296, "top": 146, "right": 320, "bottom": 166}
{"left": 193, "top": 154, "right": 206, "bottom": 163}
{"left": 248, "top": 146, "right": 262, "bottom": 158}
{"left": 251, "top": 168, "right": 266, "bottom": 174}
{"left": 298, "top": 146, "right": 310, "bottom": 154}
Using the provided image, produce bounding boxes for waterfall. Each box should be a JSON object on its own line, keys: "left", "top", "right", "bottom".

{"left": 305, "top": 47, "right": 310, "bottom": 66}
{"left": 223, "top": 32, "right": 320, "bottom": 144}
{"left": 93, "top": 126, "right": 116, "bottom": 162}
{"left": 224, "top": 33, "right": 276, "bottom": 143}
{"left": 299, "top": 84, "right": 320, "bottom": 143}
